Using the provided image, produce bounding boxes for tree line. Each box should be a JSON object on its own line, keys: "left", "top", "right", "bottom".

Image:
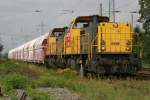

{"left": 139, "top": 0, "right": 150, "bottom": 63}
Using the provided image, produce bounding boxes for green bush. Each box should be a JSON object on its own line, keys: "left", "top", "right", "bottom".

{"left": 3, "top": 74, "right": 30, "bottom": 90}
{"left": 36, "top": 74, "right": 65, "bottom": 88}
{"left": 36, "top": 75, "right": 55, "bottom": 87}
{"left": 0, "top": 60, "right": 20, "bottom": 75}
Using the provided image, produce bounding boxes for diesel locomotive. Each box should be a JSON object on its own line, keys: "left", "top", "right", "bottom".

{"left": 8, "top": 15, "right": 142, "bottom": 75}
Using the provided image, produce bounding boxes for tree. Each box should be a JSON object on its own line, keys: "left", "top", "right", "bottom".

{"left": 139, "top": 0, "right": 150, "bottom": 63}
{"left": 134, "top": 25, "right": 142, "bottom": 33}
{"left": 0, "top": 43, "right": 3, "bottom": 53}
{"left": 139, "top": 0, "right": 150, "bottom": 20}
{"left": 139, "top": 0, "right": 150, "bottom": 33}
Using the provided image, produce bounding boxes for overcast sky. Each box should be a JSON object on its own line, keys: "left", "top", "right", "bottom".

{"left": 0, "top": 0, "right": 140, "bottom": 53}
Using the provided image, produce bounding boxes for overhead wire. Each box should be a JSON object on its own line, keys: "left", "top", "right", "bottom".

{"left": 115, "top": 0, "right": 137, "bottom": 10}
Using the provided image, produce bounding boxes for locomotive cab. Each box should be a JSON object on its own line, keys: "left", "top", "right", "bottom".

{"left": 64, "top": 15, "right": 109, "bottom": 55}
{"left": 46, "top": 28, "right": 66, "bottom": 56}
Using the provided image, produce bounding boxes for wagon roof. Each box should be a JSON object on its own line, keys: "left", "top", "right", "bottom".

{"left": 34, "top": 33, "right": 49, "bottom": 48}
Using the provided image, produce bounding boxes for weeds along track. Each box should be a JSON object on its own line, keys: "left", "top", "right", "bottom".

{"left": 136, "top": 68, "right": 150, "bottom": 80}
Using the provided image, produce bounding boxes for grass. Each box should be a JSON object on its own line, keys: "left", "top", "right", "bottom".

{"left": 0, "top": 58, "right": 150, "bottom": 100}
{"left": 142, "top": 62, "right": 150, "bottom": 68}
{"left": 27, "top": 88, "right": 55, "bottom": 100}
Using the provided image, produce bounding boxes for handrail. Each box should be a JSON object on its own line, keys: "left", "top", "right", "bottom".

{"left": 90, "top": 34, "right": 98, "bottom": 60}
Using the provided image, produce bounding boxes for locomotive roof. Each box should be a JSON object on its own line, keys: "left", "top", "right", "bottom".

{"left": 50, "top": 28, "right": 66, "bottom": 36}
{"left": 75, "top": 15, "right": 109, "bottom": 23}
{"left": 52, "top": 28, "right": 65, "bottom": 32}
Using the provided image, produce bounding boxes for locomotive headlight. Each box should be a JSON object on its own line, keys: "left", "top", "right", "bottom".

{"left": 126, "top": 47, "right": 131, "bottom": 51}
{"left": 102, "top": 46, "right": 105, "bottom": 51}
{"left": 101, "top": 40, "right": 106, "bottom": 51}
{"left": 126, "top": 40, "right": 131, "bottom": 51}
{"left": 113, "top": 23, "right": 118, "bottom": 28}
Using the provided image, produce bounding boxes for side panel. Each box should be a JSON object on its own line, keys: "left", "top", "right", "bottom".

{"left": 64, "top": 29, "right": 80, "bottom": 55}
{"left": 28, "top": 49, "right": 34, "bottom": 62}
{"left": 98, "top": 23, "right": 132, "bottom": 53}
{"left": 80, "top": 34, "right": 91, "bottom": 54}
{"left": 56, "top": 37, "right": 64, "bottom": 56}
{"left": 46, "top": 37, "right": 56, "bottom": 55}
{"left": 34, "top": 48, "right": 45, "bottom": 63}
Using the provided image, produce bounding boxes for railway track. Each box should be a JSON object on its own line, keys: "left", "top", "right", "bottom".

{"left": 136, "top": 68, "right": 150, "bottom": 80}
{"left": 82, "top": 68, "right": 150, "bottom": 80}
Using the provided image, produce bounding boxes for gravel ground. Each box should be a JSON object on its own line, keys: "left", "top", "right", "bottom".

{"left": 0, "top": 88, "right": 83, "bottom": 100}
{"left": 37, "top": 87, "right": 83, "bottom": 100}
